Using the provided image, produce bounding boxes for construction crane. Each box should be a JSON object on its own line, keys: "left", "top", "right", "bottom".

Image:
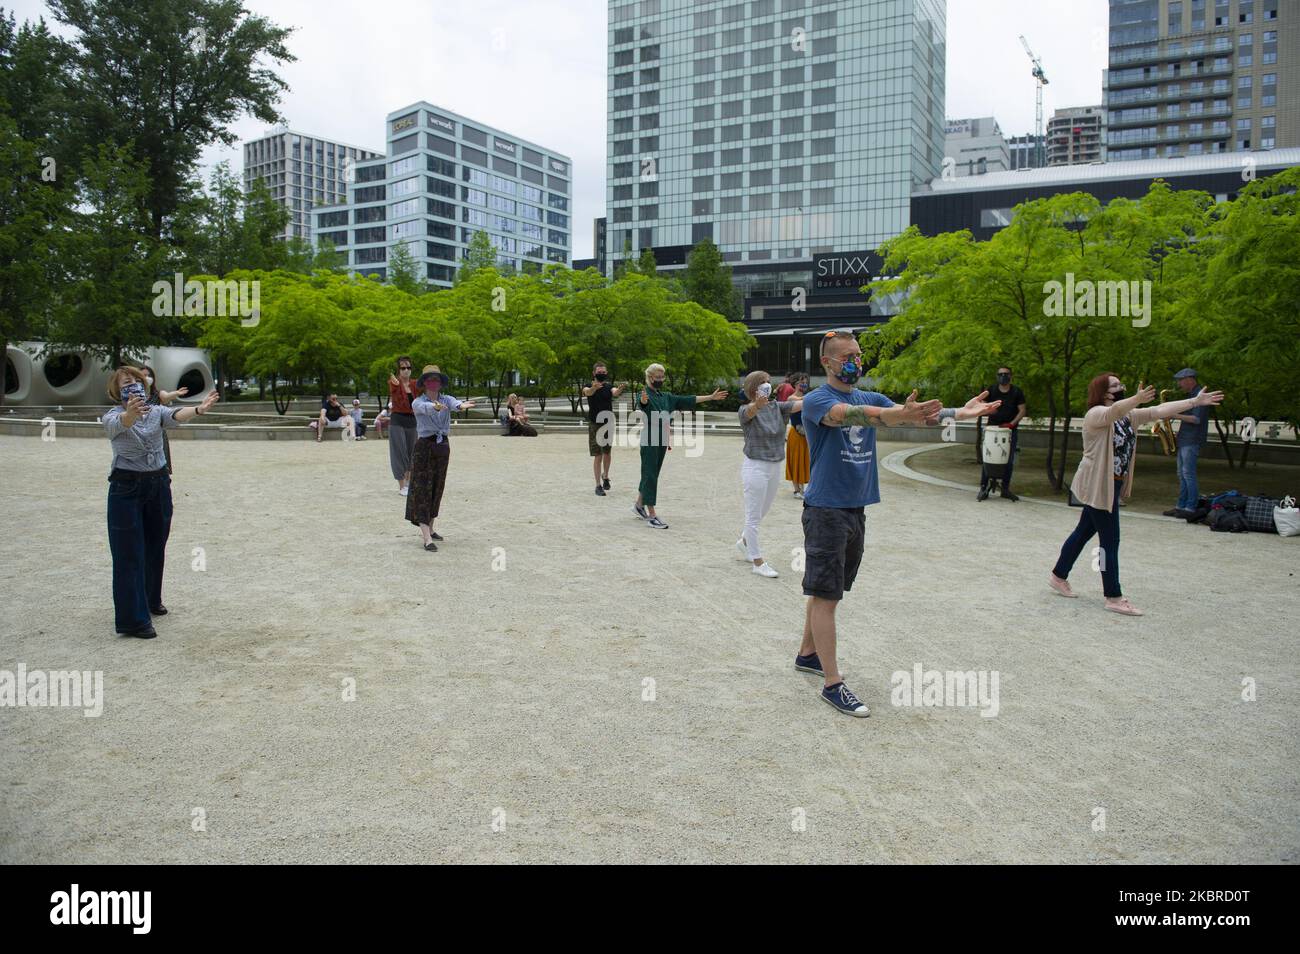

{"left": 1020, "top": 35, "right": 1049, "bottom": 168}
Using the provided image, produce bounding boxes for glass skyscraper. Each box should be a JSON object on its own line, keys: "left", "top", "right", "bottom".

{"left": 312, "top": 102, "right": 573, "bottom": 288}
{"left": 605, "top": 0, "right": 946, "bottom": 276}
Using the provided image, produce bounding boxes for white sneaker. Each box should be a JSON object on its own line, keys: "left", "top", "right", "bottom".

{"left": 400, "top": 486, "right": 409, "bottom": 496}
{"left": 752, "top": 562, "right": 778, "bottom": 578}
{"left": 734, "top": 538, "right": 750, "bottom": 562}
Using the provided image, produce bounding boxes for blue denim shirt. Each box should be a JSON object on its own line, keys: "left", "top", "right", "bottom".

{"left": 1176, "top": 386, "right": 1210, "bottom": 447}
{"left": 103, "top": 404, "right": 178, "bottom": 473}
{"left": 412, "top": 393, "right": 463, "bottom": 440}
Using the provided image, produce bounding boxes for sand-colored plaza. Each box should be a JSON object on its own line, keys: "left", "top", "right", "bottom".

{"left": 1, "top": 429, "right": 1296, "bottom": 863}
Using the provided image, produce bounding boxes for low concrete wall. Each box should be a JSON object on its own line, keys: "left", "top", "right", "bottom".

{"left": 3, "top": 413, "right": 1296, "bottom": 464}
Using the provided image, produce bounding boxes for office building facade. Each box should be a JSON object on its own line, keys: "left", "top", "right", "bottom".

{"left": 605, "top": 0, "right": 946, "bottom": 277}
{"left": 1007, "top": 133, "right": 1046, "bottom": 170}
{"left": 242, "top": 129, "right": 382, "bottom": 241}
{"left": 312, "top": 103, "right": 573, "bottom": 287}
{"left": 1046, "top": 105, "right": 1107, "bottom": 165}
{"left": 1105, "top": 0, "right": 1297, "bottom": 160}
{"left": 605, "top": 0, "right": 946, "bottom": 375}
{"left": 944, "top": 116, "right": 1012, "bottom": 176}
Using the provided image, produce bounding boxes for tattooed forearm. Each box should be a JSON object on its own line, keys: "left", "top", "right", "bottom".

{"left": 839, "top": 404, "right": 884, "bottom": 427}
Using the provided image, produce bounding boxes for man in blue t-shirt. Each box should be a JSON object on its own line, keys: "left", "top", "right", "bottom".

{"left": 794, "top": 331, "right": 1002, "bottom": 718}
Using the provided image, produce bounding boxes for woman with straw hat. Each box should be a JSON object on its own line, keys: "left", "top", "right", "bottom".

{"left": 405, "top": 365, "right": 476, "bottom": 551}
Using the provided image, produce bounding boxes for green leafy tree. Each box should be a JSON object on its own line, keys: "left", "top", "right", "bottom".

{"left": 682, "top": 237, "right": 742, "bottom": 323}
{"left": 0, "top": 11, "right": 76, "bottom": 187}
{"left": 635, "top": 246, "right": 658, "bottom": 277}
{"left": 48, "top": 0, "right": 294, "bottom": 242}
{"left": 456, "top": 229, "right": 497, "bottom": 283}
{"left": 0, "top": 116, "right": 69, "bottom": 404}
{"left": 48, "top": 143, "right": 166, "bottom": 370}
{"left": 870, "top": 185, "right": 1211, "bottom": 490}
{"left": 1175, "top": 166, "right": 1300, "bottom": 459}
{"left": 387, "top": 240, "right": 423, "bottom": 295}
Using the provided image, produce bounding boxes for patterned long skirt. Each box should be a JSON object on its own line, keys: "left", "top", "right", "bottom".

{"left": 405, "top": 436, "right": 450, "bottom": 526}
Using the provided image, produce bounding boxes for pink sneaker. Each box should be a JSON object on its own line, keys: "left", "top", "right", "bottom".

{"left": 1048, "top": 573, "right": 1077, "bottom": 598}
{"left": 1104, "top": 598, "right": 1144, "bottom": 617}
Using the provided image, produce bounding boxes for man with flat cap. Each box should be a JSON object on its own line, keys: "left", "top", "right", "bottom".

{"left": 1164, "top": 368, "right": 1211, "bottom": 518}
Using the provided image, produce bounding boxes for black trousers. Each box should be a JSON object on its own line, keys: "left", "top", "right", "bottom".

{"left": 107, "top": 470, "right": 173, "bottom": 632}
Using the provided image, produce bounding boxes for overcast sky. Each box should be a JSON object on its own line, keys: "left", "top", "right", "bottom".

{"left": 10, "top": 0, "right": 1108, "bottom": 258}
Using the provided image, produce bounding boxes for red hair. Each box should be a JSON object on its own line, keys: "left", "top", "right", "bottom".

{"left": 1086, "top": 372, "right": 1118, "bottom": 409}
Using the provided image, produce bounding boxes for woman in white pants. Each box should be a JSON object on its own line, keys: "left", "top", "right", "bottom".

{"left": 735, "top": 370, "right": 802, "bottom": 578}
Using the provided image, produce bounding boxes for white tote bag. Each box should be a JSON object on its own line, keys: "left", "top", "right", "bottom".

{"left": 1275, "top": 496, "right": 1300, "bottom": 537}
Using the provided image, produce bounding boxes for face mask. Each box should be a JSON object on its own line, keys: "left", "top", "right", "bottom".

{"left": 595, "top": 373, "right": 608, "bottom": 382}
{"left": 121, "top": 382, "right": 146, "bottom": 404}
{"left": 832, "top": 357, "right": 862, "bottom": 385}
{"left": 1110, "top": 388, "right": 1126, "bottom": 401}
{"left": 757, "top": 382, "right": 772, "bottom": 398}
{"left": 145, "top": 376, "right": 154, "bottom": 389}
{"left": 997, "top": 373, "right": 1011, "bottom": 385}
{"left": 650, "top": 380, "right": 664, "bottom": 389}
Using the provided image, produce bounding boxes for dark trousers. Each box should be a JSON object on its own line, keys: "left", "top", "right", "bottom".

{"left": 980, "top": 426, "right": 1018, "bottom": 490}
{"left": 1053, "top": 479, "right": 1123, "bottom": 598}
{"left": 639, "top": 444, "right": 668, "bottom": 506}
{"left": 107, "top": 472, "right": 173, "bottom": 632}
{"left": 427, "top": 439, "right": 451, "bottom": 520}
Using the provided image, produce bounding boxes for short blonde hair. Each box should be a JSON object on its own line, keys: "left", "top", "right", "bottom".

{"left": 644, "top": 363, "right": 665, "bottom": 385}
{"left": 742, "top": 370, "right": 770, "bottom": 400}
{"left": 107, "top": 366, "right": 148, "bottom": 402}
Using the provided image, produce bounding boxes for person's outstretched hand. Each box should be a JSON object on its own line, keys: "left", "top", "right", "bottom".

{"left": 954, "top": 389, "right": 1001, "bottom": 421}
{"left": 899, "top": 389, "right": 943, "bottom": 425}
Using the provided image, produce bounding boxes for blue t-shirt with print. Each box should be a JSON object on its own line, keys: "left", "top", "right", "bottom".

{"left": 802, "top": 384, "right": 895, "bottom": 508}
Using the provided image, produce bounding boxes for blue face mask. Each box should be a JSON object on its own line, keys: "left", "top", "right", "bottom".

{"left": 121, "top": 382, "right": 146, "bottom": 404}
{"left": 832, "top": 357, "right": 862, "bottom": 385}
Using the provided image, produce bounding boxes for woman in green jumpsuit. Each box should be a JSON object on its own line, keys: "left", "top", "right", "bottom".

{"left": 633, "top": 362, "right": 729, "bottom": 529}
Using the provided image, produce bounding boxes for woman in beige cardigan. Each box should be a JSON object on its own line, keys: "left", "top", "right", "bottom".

{"left": 1049, "top": 373, "right": 1223, "bottom": 616}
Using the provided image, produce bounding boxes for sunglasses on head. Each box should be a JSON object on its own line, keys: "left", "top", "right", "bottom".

{"left": 820, "top": 330, "right": 856, "bottom": 358}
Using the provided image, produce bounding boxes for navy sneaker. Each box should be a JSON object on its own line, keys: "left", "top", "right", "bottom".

{"left": 602, "top": 477, "right": 611, "bottom": 490}
{"left": 794, "top": 652, "right": 823, "bottom": 675}
{"left": 595, "top": 485, "right": 606, "bottom": 496}
{"left": 633, "top": 503, "right": 648, "bottom": 519}
{"left": 821, "top": 682, "right": 869, "bottom": 718}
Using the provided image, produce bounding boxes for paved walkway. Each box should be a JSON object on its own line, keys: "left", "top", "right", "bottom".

{"left": 1, "top": 433, "right": 1296, "bottom": 863}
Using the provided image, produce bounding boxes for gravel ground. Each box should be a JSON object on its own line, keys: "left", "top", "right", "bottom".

{"left": 1, "top": 429, "right": 1297, "bottom": 864}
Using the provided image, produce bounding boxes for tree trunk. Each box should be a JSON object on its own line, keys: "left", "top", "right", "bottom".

{"left": 271, "top": 375, "right": 292, "bottom": 415}
{"left": 1212, "top": 410, "right": 1236, "bottom": 468}
{"left": 1058, "top": 413, "right": 1073, "bottom": 494}
{"left": 1045, "top": 394, "right": 1060, "bottom": 489}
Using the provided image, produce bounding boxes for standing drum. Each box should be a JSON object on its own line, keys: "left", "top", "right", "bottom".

{"left": 982, "top": 426, "right": 1012, "bottom": 479}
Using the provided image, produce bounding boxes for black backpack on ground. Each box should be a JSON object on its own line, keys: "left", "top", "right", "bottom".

{"left": 1208, "top": 507, "right": 1248, "bottom": 533}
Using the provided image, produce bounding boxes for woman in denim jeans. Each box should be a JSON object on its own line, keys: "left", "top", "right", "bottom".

{"left": 102, "top": 367, "right": 219, "bottom": 638}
